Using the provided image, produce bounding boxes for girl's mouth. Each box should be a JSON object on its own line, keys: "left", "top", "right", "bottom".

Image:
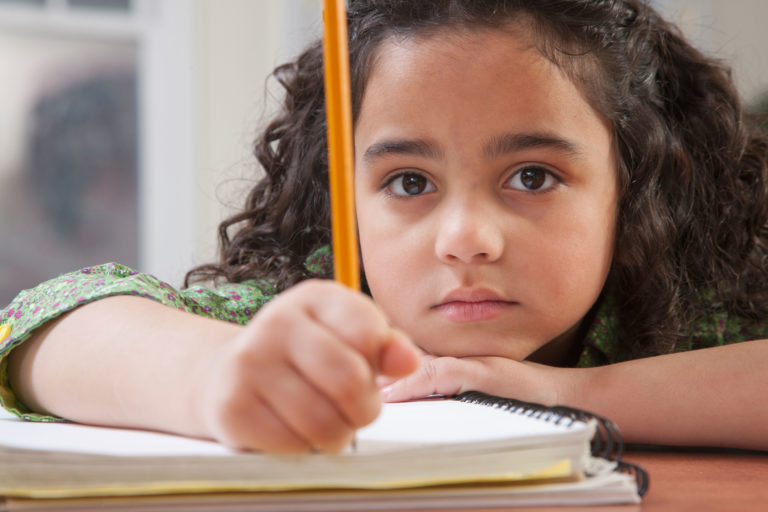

{"left": 432, "top": 288, "right": 516, "bottom": 322}
{"left": 432, "top": 300, "right": 514, "bottom": 322}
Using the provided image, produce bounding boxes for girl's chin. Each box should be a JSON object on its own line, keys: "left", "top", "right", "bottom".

{"left": 413, "top": 334, "right": 533, "bottom": 361}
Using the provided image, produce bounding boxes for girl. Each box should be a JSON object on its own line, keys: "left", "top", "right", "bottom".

{"left": 2, "top": 0, "right": 768, "bottom": 453}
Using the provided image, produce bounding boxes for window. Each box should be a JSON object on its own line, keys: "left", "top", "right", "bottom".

{"left": 0, "top": 1, "right": 323, "bottom": 305}
{"left": 0, "top": 0, "right": 143, "bottom": 304}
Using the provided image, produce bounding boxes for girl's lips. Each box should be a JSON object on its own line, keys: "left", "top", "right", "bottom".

{"left": 432, "top": 300, "right": 514, "bottom": 323}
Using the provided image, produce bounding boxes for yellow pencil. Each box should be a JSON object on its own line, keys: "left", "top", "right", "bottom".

{"left": 323, "top": 0, "right": 360, "bottom": 452}
{"left": 323, "top": 0, "right": 360, "bottom": 292}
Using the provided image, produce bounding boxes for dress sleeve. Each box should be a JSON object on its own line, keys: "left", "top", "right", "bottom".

{"left": 0, "top": 262, "right": 278, "bottom": 421}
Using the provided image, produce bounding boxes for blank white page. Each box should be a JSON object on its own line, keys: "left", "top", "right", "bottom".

{"left": 359, "top": 399, "right": 588, "bottom": 444}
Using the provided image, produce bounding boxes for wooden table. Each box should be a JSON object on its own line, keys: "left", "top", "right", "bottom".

{"left": 447, "top": 449, "right": 768, "bottom": 512}
{"left": 616, "top": 450, "right": 768, "bottom": 512}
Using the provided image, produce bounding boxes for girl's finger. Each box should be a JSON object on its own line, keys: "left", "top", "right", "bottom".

{"left": 376, "top": 375, "right": 397, "bottom": 389}
{"left": 253, "top": 361, "right": 356, "bottom": 453}
{"left": 380, "top": 356, "right": 479, "bottom": 403}
{"left": 378, "top": 329, "right": 421, "bottom": 378}
{"left": 208, "top": 393, "right": 312, "bottom": 454}
{"left": 290, "top": 280, "right": 411, "bottom": 370}
{"left": 286, "top": 318, "right": 382, "bottom": 428}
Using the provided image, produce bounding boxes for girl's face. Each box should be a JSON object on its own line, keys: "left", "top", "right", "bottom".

{"left": 354, "top": 27, "right": 618, "bottom": 361}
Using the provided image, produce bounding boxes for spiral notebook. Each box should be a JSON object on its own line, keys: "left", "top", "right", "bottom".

{"left": 0, "top": 392, "right": 647, "bottom": 510}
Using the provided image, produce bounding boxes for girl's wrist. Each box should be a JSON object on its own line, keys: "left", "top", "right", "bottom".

{"left": 178, "top": 321, "right": 244, "bottom": 441}
{"left": 551, "top": 364, "right": 600, "bottom": 409}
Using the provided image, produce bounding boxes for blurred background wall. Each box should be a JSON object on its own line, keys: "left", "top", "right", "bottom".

{"left": 656, "top": 0, "right": 768, "bottom": 106}
{"left": 0, "top": 0, "right": 766, "bottom": 304}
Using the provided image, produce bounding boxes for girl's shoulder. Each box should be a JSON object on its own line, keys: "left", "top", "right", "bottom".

{"left": 675, "top": 290, "right": 768, "bottom": 353}
{"left": 578, "top": 289, "right": 768, "bottom": 367}
{"left": 2, "top": 246, "right": 333, "bottom": 345}
{"left": 578, "top": 293, "right": 621, "bottom": 367}
{"left": 303, "top": 245, "right": 333, "bottom": 276}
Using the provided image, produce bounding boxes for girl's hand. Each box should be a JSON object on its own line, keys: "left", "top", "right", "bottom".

{"left": 381, "top": 342, "right": 768, "bottom": 451}
{"left": 194, "top": 280, "right": 419, "bottom": 454}
{"left": 380, "top": 353, "right": 582, "bottom": 407}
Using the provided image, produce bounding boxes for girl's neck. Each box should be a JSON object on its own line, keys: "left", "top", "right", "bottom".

{"left": 527, "top": 291, "right": 605, "bottom": 367}
{"left": 525, "top": 311, "right": 596, "bottom": 367}
{"left": 525, "top": 326, "right": 581, "bottom": 367}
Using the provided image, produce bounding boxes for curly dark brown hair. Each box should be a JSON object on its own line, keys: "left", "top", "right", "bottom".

{"left": 186, "top": 0, "right": 768, "bottom": 359}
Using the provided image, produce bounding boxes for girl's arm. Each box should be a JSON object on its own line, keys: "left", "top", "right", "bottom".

{"left": 8, "top": 295, "right": 240, "bottom": 437}
{"left": 381, "top": 340, "right": 768, "bottom": 450}
{"left": 8, "top": 281, "right": 418, "bottom": 453}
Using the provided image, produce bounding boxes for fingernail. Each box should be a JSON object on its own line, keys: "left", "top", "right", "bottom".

{"left": 380, "top": 384, "right": 394, "bottom": 400}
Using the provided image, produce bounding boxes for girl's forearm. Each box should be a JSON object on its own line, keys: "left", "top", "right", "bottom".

{"left": 8, "top": 295, "right": 241, "bottom": 438}
{"left": 563, "top": 340, "right": 768, "bottom": 450}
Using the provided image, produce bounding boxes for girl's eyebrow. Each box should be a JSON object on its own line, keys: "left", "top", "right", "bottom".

{"left": 483, "top": 132, "right": 585, "bottom": 160}
{"left": 361, "top": 131, "right": 584, "bottom": 165}
{"left": 362, "top": 138, "right": 445, "bottom": 163}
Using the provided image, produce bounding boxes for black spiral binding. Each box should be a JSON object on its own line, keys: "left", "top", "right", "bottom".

{"left": 454, "top": 391, "right": 649, "bottom": 497}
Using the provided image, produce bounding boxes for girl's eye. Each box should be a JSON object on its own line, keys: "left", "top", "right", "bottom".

{"left": 506, "top": 166, "right": 559, "bottom": 192}
{"left": 385, "top": 172, "right": 436, "bottom": 197}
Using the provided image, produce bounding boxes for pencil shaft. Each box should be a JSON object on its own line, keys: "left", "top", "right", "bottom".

{"left": 323, "top": 0, "right": 360, "bottom": 290}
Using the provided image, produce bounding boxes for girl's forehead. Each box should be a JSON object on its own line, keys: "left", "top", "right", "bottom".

{"left": 363, "top": 26, "right": 591, "bottom": 116}
{"left": 354, "top": 23, "right": 616, "bottom": 177}
{"left": 371, "top": 30, "right": 539, "bottom": 87}
{"left": 359, "top": 23, "right": 614, "bottom": 156}
{"left": 374, "top": 23, "right": 537, "bottom": 66}
{"left": 365, "top": 22, "right": 594, "bottom": 104}
{"left": 362, "top": 21, "right": 612, "bottom": 127}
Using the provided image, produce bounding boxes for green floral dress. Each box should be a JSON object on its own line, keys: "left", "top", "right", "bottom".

{"left": 2, "top": 246, "right": 766, "bottom": 421}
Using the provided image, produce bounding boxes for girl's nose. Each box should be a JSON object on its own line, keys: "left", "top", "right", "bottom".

{"left": 434, "top": 201, "right": 504, "bottom": 265}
